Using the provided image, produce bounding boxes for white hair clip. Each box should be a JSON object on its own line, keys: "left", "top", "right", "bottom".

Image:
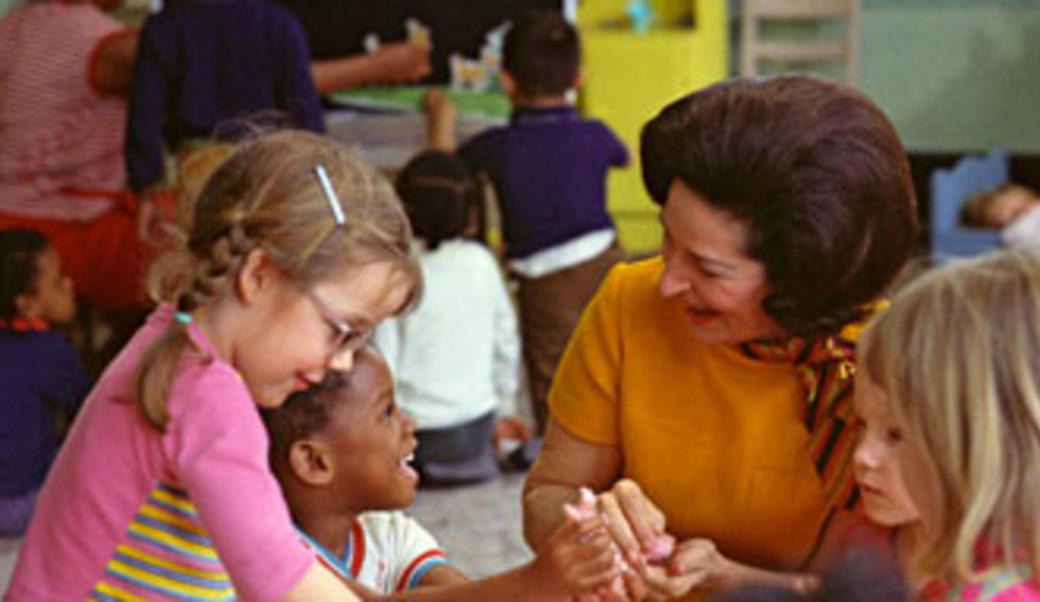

{"left": 314, "top": 164, "right": 346, "bottom": 226}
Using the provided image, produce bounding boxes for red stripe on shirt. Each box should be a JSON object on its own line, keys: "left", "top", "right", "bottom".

{"left": 349, "top": 520, "right": 366, "bottom": 578}
{"left": 395, "top": 549, "right": 446, "bottom": 592}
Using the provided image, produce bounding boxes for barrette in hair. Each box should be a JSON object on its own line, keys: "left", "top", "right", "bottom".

{"left": 314, "top": 164, "right": 346, "bottom": 226}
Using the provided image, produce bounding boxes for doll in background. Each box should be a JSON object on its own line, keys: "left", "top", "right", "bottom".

{"left": 959, "top": 183, "right": 1040, "bottom": 251}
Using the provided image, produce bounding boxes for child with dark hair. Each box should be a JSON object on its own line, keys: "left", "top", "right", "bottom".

{"left": 426, "top": 10, "right": 629, "bottom": 432}
{"left": 0, "top": 228, "right": 90, "bottom": 535}
{"left": 374, "top": 151, "right": 529, "bottom": 486}
{"left": 262, "top": 346, "right": 619, "bottom": 600}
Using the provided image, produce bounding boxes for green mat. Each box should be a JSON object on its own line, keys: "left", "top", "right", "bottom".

{"left": 328, "top": 86, "right": 511, "bottom": 119}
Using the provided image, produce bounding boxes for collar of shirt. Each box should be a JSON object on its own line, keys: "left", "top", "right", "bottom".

{"left": 510, "top": 104, "right": 580, "bottom": 125}
{"left": 0, "top": 317, "right": 49, "bottom": 332}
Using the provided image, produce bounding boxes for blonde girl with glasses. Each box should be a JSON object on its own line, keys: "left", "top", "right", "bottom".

{"left": 853, "top": 249, "right": 1040, "bottom": 602}
{"left": 6, "top": 131, "right": 421, "bottom": 602}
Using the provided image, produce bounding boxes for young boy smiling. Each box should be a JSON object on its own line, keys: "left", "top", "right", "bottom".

{"left": 262, "top": 346, "right": 620, "bottom": 600}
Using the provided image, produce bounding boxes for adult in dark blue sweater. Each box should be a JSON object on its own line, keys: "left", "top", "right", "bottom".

{"left": 125, "top": 0, "right": 325, "bottom": 193}
{"left": 0, "top": 229, "right": 91, "bottom": 535}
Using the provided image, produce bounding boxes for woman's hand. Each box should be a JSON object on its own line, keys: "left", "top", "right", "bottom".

{"left": 596, "top": 479, "right": 671, "bottom": 568}
{"left": 636, "top": 538, "right": 735, "bottom": 599}
{"left": 638, "top": 540, "right": 820, "bottom": 600}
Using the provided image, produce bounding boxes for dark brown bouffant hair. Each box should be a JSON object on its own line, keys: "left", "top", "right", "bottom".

{"left": 641, "top": 75, "right": 918, "bottom": 338}
{"left": 502, "top": 10, "right": 580, "bottom": 98}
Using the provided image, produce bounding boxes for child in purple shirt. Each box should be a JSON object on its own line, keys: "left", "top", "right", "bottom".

{"left": 0, "top": 228, "right": 89, "bottom": 536}
{"left": 427, "top": 11, "right": 629, "bottom": 432}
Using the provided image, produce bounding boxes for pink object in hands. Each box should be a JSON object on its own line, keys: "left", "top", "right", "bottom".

{"left": 644, "top": 533, "right": 676, "bottom": 563}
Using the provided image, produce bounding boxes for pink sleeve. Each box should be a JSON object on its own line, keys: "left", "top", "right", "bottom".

{"left": 167, "top": 367, "right": 314, "bottom": 600}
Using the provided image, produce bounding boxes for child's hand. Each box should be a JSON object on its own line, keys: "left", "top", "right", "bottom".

{"left": 637, "top": 538, "right": 734, "bottom": 598}
{"left": 494, "top": 416, "right": 533, "bottom": 455}
{"left": 371, "top": 42, "right": 431, "bottom": 84}
{"left": 423, "top": 89, "right": 457, "bottom": 151}
{"left": 423, "top": 89, "right": 456, "bottom": 123}
{"left": 528, "top": 514, "right": 619, "bottom": 598}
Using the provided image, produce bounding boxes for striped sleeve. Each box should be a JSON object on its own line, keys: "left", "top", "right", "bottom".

{"left": 384, "top": 512, "right": 449, "bottom": 591}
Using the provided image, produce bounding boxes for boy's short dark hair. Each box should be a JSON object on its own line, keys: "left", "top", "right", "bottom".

{"left": 0, "top": 228, "right": 50, "bottom": 320}
{"left": 396, "top": 151, "right": 482, "bottom": 251}
{"left": 263, "top": 371, "right": 348, "bottom": 473}
{"left": 502, "top": 10, "right": 580, "bottom": 98}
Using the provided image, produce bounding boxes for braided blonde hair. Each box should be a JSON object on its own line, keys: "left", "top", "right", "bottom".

{"left": 137, "top": 130, "right": 421, "bottom": 430}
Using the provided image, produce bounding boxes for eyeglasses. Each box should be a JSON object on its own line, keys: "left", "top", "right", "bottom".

{"left": 303, "top": 288, "right": 371, "bottom": 356}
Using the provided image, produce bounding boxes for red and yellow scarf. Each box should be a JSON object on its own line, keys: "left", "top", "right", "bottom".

{"left": 740, "top": 336, "right": 860, "bottom": 511}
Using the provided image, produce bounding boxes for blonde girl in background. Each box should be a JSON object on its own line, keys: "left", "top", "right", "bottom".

{"left": 855, "top": 249, "right": 1040, "bottom": 601}
{"left": 5, "top": 130, "right": 421, "bottom": 601}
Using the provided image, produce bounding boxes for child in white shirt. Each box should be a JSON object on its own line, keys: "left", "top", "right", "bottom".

{"left": 375, "top": 151, "right": 530, "bottom": 485}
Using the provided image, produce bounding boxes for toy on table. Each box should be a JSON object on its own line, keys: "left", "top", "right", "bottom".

{"left": 362, "top": 17, "right": 432, "bottom": 55}
{"left": 406, "top": 18, "right": 431, "bottom": 48}
{"left": 449, "top": 20, "right": 509, "bottom": 92}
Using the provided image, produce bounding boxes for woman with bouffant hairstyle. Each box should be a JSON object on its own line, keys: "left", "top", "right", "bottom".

{"left": 523, "top": 75, "right": 917, "bottom": 600}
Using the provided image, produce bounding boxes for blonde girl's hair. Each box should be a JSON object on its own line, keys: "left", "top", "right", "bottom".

{"left": 137, "top": 130, "right": 422, "bottom": 431}
{"left": 859, "top": 249, "right": 1040, "bottom": 585}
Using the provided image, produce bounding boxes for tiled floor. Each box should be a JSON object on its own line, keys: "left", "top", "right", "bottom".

{"left": 0, "top": 472, "right": 530, "bottom": 592}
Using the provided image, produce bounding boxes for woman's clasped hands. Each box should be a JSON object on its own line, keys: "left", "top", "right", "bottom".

{"left": 567, "top": 479, "right": 737, "bottom": 601}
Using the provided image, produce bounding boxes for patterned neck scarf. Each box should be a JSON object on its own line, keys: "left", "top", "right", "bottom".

{"left": 740, "top": 336, "right": 860, "bottom": 512}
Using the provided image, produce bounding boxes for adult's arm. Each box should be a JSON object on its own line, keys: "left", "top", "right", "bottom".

{"left": 311, "top": 42, "right": 430, "bottom": 95}
{"left": 522, "top": 419, "right": 625, "bottom": 551}
{"left": 124, "top": 19, "right": 166, "bottom": 192}
{"left": 89, "top": 27, "right": 139, "bottom": 96}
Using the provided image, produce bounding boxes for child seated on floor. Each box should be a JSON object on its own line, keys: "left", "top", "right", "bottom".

{"left": 261, "top": 346, "right": 620, "bottom": 601}
{"left": 0, "top": 228, "right": 90, "bottom": 536}
{"left": 958, "top": 183, "right": 1040, "bottom": 250}
{"left": 849, "top": 249, "right": 1040, "bottom": 601}
{"left": 373, "top": 151, "right": 530, "bottom": 486}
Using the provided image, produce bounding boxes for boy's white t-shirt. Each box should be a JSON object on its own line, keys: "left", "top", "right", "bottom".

{"left": 298, "top": 511, "right": 450, "bottom": 593}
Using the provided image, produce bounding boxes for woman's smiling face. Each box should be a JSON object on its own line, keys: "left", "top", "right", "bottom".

{"left": 658, "top": 180, "right": 781, "bottom": 345}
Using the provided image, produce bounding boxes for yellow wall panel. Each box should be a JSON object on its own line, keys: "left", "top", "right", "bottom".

{"left": 579, "top": 1, "right": 728, "bottom": 254}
